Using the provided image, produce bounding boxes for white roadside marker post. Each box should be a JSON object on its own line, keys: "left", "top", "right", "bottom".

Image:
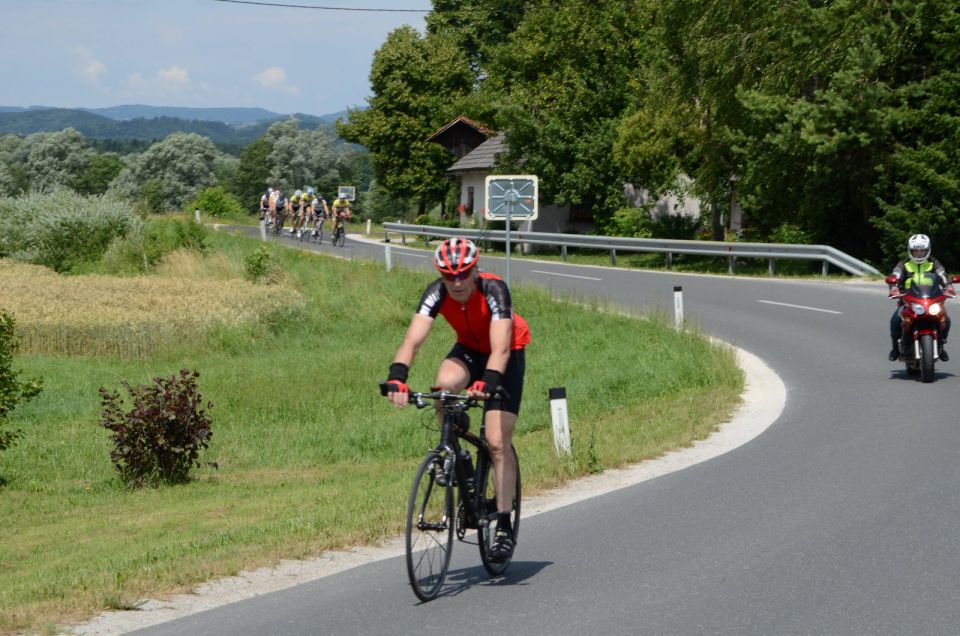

{"left": 549, "top": 387, "right": 572, "bottom": 457}
{"left": 674, "top": 285, "right": 684, "bottom": 331}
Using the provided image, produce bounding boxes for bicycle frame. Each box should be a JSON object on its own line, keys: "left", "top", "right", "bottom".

{"left": 437, "top": 406, "right": 496, "bottom": 534}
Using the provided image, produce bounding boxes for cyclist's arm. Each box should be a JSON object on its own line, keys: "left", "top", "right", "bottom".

{"left": 393, "top": 313, "right": 433, "bottom": 368}
{"left": 485, "top": 318, "right": 513, "bottom": 375}
{"left": 388, "top": 314, "right": 434, "bottom": 406}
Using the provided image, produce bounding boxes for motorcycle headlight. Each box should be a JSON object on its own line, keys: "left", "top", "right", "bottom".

{"left": 930, "top": 302, "right": 943, "bottom": 316}
{"left": 912, "top": 303, "right": 926, "bottom": 316}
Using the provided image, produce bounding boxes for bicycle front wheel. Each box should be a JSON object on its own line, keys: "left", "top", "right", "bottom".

{"left": 406, "top": 451, "right": 454, "bottom": 601}
{"left": 478, "top": 445, "right": 521, "bottom": 576}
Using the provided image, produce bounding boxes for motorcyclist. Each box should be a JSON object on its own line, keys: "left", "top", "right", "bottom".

{"left": 888, "top": 233, "right": 956, "bottom": 361}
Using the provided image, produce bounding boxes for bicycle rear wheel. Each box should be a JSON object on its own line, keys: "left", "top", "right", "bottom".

{"left": 478, "top": 445, "right": 521, "bottom": 576}
{"left": 406, "top": 450, "right": 454, "bottom": 601}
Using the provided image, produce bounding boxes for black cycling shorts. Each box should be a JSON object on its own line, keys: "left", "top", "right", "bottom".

{"left": 445, "top": 343, "right": 525, "bottom": 415}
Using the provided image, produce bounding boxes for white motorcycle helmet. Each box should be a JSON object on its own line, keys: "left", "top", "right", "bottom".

{"left": 908, "top": 234, "right": 931, "bottom": 264}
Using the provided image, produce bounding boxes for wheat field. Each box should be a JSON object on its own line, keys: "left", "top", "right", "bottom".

{"left": 0, "top": 257, "right": 303, "bottom": 358}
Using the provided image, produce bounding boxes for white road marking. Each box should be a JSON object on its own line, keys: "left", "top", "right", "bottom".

{"left": 757, "top": 299, "right": 842, "bottom": 315}
{"left": 530, "top": 269, "right": 603, "bottom": 281}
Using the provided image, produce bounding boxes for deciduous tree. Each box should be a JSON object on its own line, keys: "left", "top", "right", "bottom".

{"left": 338, "top": 26, "right": 472, "bottom": 214}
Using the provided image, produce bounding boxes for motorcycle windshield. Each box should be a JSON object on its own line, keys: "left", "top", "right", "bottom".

{"left": 905, "top": 279, "right": 945, "bottom": 299}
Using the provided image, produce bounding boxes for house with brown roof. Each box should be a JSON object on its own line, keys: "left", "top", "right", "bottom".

{"left": 428, "top": 115, "right": 701, "bottom": 236}
{"left": 428, "top": 116, "right": 575, "bottom": 234}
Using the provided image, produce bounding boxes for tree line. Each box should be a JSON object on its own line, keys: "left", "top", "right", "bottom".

{"left": 0, "top": 120, "right": 374, "bottom": 217}
{"left": 0, "top": 108, "right": 334, "bottom": 147}
{"left": 338, "top": 0, "right": 960, "bottom": 267}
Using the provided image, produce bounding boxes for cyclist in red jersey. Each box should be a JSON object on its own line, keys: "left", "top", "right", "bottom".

{"left": 384, "top": 237, "right": 529, "bottom": 562}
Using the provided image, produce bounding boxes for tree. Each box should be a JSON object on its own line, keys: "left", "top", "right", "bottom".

{"left": 233, "top": 137, "right": 273, "bottom": 211}
{"left": 127, "top": 133, "right": 222, "bottom": 210}
{"left": 613, "top": 0, "right": 768, "bottom": 240}
{"left": 0, "top": 163, "right": 14, "bottom": 197}
{"left": 426, "top": 0, "right": 530, "bottom": 73}
{"left": 20, "top": 128, "right": 92, "bottom": 192}
{"left": 264, "top": 120, "right": 344, "bottom": 199}
{"left": 70, "top": 153, "right": 124, "bottom": 195}
{"left": 480, "top": 0, "right": 651, "bottom": 221}
{"left": 0, "top": 311, "right": 42, "bottom": 455}
{"left": 338, "top": 26, "right": 473, "bottom": 214}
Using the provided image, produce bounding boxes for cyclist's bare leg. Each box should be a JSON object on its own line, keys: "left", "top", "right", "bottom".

{"left": 433, "top": 357, "right": 469, "bottom": 421}
{"left": 434, "top": 357, "right": 469, "bottom": 393}
{"left": 483, "top": 410, "right": 517, "bottom": 512}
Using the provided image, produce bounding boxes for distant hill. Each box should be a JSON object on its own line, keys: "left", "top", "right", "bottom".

{"left": 82, "top": 105, "right": 285, "bottom": 124}
{"left": 0, "top": 108, "right": 342, "bottom": 147}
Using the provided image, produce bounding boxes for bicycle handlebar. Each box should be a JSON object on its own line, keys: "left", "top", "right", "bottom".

{"left": 379, "top": 381, "right": 507, "bottom": 409}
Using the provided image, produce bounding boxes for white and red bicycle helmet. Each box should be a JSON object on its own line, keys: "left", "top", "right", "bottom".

{"left": 433, "top": 237, "right": 479, "bottom": 276}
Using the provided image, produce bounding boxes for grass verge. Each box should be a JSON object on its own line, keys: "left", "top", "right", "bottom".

{"left": 0, "top": 229, "right": 742, "bottom": 634}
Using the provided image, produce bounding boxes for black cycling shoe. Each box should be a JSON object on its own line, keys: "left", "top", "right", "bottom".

{"left": 487, "top": 528, "right": 515, "bottom": 563}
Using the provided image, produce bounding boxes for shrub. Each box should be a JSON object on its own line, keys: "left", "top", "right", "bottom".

{"left": 171, "top": 217, "right": 209, "bottom": 253}
{"left": 0, "top": 311, "right": 43, "bottom": 454}
{"left": 98, "top": 369, "right": 215, "bottom": 487}
{"left": 768, "top": 222, "right": 813, "bottom": 245}
{"left": 139, "top": 179, "right": 167, "bottom": 214}
{"left": 186, "top": 186, "right": 246, "bottom": 219}
{"left": 85, "top": 217, "right": 210, "bottom": 275}
{"left": 606, "top": 207, "right": 654, "bottom": 238}
{"left": 415, "top": 214, "right": 460, "bottom": 229}
{"left": 243, "top": 244, "right": 281, "bottom": 284}
{"left": 0, "top": 190, "right": 140, "bottom": 272}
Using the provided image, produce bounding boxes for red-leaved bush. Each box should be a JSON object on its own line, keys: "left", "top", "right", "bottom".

{"left": 98, "top": 369, "right": 215, "bottom": 487}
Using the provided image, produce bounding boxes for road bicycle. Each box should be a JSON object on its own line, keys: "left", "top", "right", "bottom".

{"left": 380, "top": 383, "right": 521, "bottom": 602}
{"left": 310, "top": 221, "right": 324, "bottom": 244}
{"left": 331, "top": 217, "right": 346, "bottom": 247}
{"left": 272, "top": 211, "right": 287, "bottom": 237}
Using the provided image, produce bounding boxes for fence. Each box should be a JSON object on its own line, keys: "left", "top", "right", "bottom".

{"left": 382, "top": 223, "right": 880, "bottom": 277}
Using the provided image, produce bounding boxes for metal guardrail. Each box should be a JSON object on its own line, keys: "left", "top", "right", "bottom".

{"left": 382, "top": 223, "right": 881, "bottom": 277}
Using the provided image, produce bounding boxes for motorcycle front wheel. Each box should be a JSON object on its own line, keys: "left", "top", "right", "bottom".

{"left": 920, "top": 333, "right": 936, "bottom": 383}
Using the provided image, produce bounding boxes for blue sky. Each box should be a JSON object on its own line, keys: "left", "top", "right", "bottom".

{"left": 0, "top": 0, "right": 432, "bottom": 116}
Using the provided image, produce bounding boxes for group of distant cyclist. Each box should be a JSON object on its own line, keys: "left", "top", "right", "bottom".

{"left": 260, "top": 186, "right": 351, "bottom": 242}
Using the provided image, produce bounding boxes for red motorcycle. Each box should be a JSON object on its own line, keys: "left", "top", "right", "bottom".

{"left": 887, "top": 273, "right": 960, "bottom": 382}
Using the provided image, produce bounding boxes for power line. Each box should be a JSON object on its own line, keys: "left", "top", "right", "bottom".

{"left": 211, "top": 0, "right": 429, "bottom": 12}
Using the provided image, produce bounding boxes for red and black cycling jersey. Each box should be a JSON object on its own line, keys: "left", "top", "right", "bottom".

{"left": 416, "top": 271, "right": 531, "bottom": 352}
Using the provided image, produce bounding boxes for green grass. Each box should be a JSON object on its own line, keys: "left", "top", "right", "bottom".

{"left": 0, "top": 229, "right": 742, "bottom": 634}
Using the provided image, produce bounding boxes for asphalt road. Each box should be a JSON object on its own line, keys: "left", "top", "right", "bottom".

{"left": 136, "top": 229, "right": 960, "bottom": 635}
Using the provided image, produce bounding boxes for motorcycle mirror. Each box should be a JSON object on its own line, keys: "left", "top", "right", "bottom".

{"left": 885, "top": 275, "right": 898, "bottom": 285}
{"left": 951, "top": 275, "right": 960, "bottom": 284}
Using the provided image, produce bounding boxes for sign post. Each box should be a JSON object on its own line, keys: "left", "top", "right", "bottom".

{"left": 484, "top": 175, "right": 538, "bottom": 287}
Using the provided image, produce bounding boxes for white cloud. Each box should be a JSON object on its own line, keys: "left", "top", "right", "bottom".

{"left": 72, "top": 46, "right": 108, "bottom": 83}
{"left": 254, "top": 66, "right": 300, "bottom": 96}
{"left": 128, "top": 72, "right": 146, "bottom": 88}
{"left": 157, "top": 65, "right": 190, "bottom": 88}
